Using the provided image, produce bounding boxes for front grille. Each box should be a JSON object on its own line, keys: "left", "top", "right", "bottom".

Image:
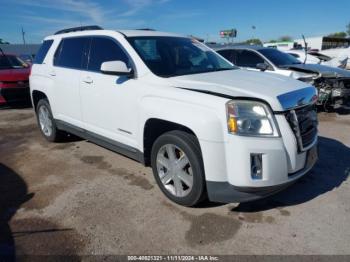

{"left": 285, "top": 104, "right": 318, "bottom": 152}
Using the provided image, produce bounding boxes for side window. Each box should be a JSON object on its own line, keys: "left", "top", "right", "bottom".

{"left": 230, "top": 50, "right": 238, "bottom": 64}
{"left": 54, "top": 37, "right": 90, "bottom": 69}
{"left": 34, "top": 40, "right": 54, "bottom": 64}
{"left": 88, "top": 37, "right": 129, "bottom": 72}
{"left": 217, "top": 50, "right": 233, "bottom": 63}
{"left": 235, "top": 50, "right": 265, "bottom": 68}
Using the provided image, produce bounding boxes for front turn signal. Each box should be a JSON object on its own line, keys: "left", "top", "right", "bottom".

{"left": 228, "top": 117, "right": 237, "bottom": 133}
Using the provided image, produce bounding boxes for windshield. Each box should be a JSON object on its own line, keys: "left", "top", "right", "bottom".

{"left": 259, "top": 48, "right": 302, "bottom": 67}
{"left": 127, "top": 36, "right": 236, "bottom": 77}
{"left": 0, "top": 55, "right": 28, "bottom": 69}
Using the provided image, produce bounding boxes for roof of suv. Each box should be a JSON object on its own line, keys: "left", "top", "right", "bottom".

{"left": 117, "top": 30, "right": 183, "bottom": 38}
{"left": 46, "top": 29, "right": 184, "bottom": 40}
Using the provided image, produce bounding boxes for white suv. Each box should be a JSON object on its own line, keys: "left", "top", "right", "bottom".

{"left": 30, "top": 26, "right": 318, "bottom": 206}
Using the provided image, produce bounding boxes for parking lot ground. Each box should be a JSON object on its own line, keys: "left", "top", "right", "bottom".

{"left": 0, "top": 108, "right": 349, "bottom": 256}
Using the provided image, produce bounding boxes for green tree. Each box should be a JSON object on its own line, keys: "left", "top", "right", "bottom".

{"left": 327, "top": 32, "right": 347, "bottom": 38}
{"left": 346, "top": 22, "right": 350, "bottom": 36}
{"left": 245, "top": 38, "right": 262, "bottom": 45}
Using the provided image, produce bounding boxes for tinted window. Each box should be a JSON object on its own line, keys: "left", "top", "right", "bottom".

{"left": 259, "top": 48, "right": 301, "bottom": 67}
{"left": 0, "top": 55, "right": 28, "bottom": 69}
{"left": 217, "top": 49, "right": 234, "bottom": 63}
{"left": 88, "top": 37, "right": 129, "bottom": 72}
{"left": 34, "top": 40, "right": 53, "bottom": 64}
{"left": 54, "top": 37, "right": 89, "bottom": 69}
{"left": 235, "top": 50, "right": 265, "bottom": 68}
{"left": 128, "top": 37, "right": 236, "bottom": 77}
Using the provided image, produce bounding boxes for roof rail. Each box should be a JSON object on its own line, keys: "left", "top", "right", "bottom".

{"left": 135, "top": 28, "right": 156, "bottom": 31}
{"left": 54, "top": 25, "right": 103, "bottom": 35}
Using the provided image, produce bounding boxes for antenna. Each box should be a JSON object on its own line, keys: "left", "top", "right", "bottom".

{"left": 302, "top": 34, "right": 308, "bottom": 64}
{"left": 21, "top": 27, "right": 26, "bottom": 45}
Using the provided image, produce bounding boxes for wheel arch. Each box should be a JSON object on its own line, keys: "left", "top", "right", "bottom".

{"left": 143, "top": 118, "right": 199, "bottom": 166}
{"left": 32, "top": 90, "right": 48, "bottom": 111}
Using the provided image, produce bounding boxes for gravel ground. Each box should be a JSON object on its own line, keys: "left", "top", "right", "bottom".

{"left": 0, "top": 107, "right": 349, "bottom": 256}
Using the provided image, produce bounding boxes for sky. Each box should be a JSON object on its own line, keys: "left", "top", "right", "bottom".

{"left": 1, "top": 0, "right": 350, "bottom": 44}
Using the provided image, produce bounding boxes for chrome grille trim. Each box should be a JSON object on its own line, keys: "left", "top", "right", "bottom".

{"left": 285, "top": 104, "right": 318, "bottom": 152}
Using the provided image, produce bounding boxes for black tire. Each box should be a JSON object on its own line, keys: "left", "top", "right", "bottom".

{"left": 36, "top": 99, "right": 65, "bottom": 142}
{"left": 151, "top": 130, "right": 206, "bottom": 206}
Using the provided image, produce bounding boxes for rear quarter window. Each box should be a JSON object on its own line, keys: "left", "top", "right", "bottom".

{"left": 34, "top": 40, "right": 54, "bottom": 64}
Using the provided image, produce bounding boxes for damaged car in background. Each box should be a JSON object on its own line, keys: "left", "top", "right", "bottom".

{"left": 287, "top": 49, "right": 348, "bottom": 69}
{"left": 216, "top": 46, "right": 350, "bottom": 110}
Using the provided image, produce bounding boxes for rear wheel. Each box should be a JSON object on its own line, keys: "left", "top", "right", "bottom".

{"left": 36, "top": 99, "right": 64, "bottom": 142}
{"left": 151, "top": 130, "right": 206, "bottom": 206}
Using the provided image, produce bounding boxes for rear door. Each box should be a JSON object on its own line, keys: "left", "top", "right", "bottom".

{"left": 51, "top": 37, "right": 90, "bottom": 127}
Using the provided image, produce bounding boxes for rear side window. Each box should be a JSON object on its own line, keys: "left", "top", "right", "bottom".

{"left": 54, "top": 37, "right": 90, "bottom": 69}
{"left": 88, "top": 37, "right": 129, "bottom": 72}
{"left": 34, "top": 40, "right": 53, "bottom": 64}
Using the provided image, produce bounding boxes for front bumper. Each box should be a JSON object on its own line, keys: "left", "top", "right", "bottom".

{"left": 200, "top": 113, "right": 318, "bottom": 203}
{"left": 206, "top": 146, "right": 317, "bottom": 203}
{"left": 0, "top": 86, "right": 30, "bottom": 105}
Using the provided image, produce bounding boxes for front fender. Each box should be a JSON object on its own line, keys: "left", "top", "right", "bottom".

{"left": 138, "top": 95, "right": 229, "bottom": 182}
{"left": 138, "top": 96, "right": 226, "bottom": 145}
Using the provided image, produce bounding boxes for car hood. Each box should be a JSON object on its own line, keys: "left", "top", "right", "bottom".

{"left": 169, "top": 69, "right": 312, "bottom": 111}
{"left": 0, "top": 67, "right": 31, "bottom": 82}
{"left": 283, "top": 63, "right": 350, "bottom": 78}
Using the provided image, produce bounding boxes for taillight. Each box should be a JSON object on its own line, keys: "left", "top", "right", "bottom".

{"left": 0, "top": 95, "right": 6, "bottom": 104}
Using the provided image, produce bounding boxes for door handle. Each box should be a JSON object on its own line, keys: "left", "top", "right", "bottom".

{"left": 49, "top": 71, "right": 56, "bottom": 76}
{"left": 83, "top": 77, "right": 93, "bottom": 84}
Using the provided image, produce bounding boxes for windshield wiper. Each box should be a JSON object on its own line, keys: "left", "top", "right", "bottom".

{"left": 168, "top": 68, "right": 236, "bottom": 77}
{"left": 212, "top": 68, "right": 236, "bottom": 72}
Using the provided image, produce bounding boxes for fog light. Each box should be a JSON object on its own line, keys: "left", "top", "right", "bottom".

{"left": 251, "top": 154, "right": 263, "bottom": 180}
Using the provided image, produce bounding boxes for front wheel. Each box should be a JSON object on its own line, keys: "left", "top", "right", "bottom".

{"left": 151, "top": 130, "right": 206, "bottom": 206}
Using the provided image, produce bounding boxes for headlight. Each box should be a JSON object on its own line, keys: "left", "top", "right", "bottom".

{"left": 226, "top": 100, "right": 279, "bottom": 137}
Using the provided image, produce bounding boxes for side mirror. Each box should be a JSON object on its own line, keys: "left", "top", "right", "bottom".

{"left": 256, "top": 63, "right": 269, "bottom": 71}
{"left": 101, "top": 61, "right": 133, "bottom": 77}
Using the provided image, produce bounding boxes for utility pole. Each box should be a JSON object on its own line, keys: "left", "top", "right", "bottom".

{"left": 21, "top": 27, "right": 26, "bottom": 45}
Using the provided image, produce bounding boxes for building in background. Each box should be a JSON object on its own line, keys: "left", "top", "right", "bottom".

{"left": 294, "top": 36, "right": 350, "bottom": 51}
{"left": 264, "top": 36, "right": 350, "bottom": 52}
